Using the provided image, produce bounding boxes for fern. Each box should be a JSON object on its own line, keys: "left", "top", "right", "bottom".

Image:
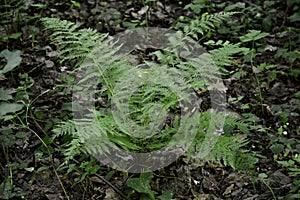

{"left": 41, "top": 18, "right": 108, "bottom": 65}
{"left": 206, "top": 40, "right": 250, "bottom": 73}
{"left": 188, "top": 110, "right": 258, "bottom": 171}
{"left": 210, "top": 134, "right": 257, "bottom": 170}
{"left": 182, "top": 12, "right": 239, "bottom": 40}
{"left": 44, "top": 17, "right": 258, "bottom": 172}
{"left": 154, "top": 32, "right": 222, "bottom": 88}
{"left": 176, "top": 12, "right": 248, "bottom": 74}
{"left": 224, "top": 115, "right": 251, "bottom": 135}
{"left": 52, "top": 121, "right": 85, "bottom": 164}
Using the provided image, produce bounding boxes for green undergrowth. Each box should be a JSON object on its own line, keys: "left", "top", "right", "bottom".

{"left": 42, "top": 16, "right": 260, "bottom": 174}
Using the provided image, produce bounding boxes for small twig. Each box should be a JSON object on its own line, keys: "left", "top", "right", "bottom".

{"left": 30, "top": 110, "right": 48, "bottom": 136}
{"left": 94, "top": 173, "right": 129, "bottom": 200}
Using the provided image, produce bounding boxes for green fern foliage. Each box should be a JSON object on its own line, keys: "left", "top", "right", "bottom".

{"left": 224, "top": 115, "right": 250, "bottom": 135}
{"left": 44, "top": 17, "right": 258, "bottom": 172}
{"left": 41, "top": 17, "right": 108, "bottom": 64}
{"left": 182, "top": 12, "right": 239, "bottom": 39}
{"left": 205, "top": 40, "right": 249, "bottom": 73}
{"left": 188, "top": 110, "right": 258, "bottom": 171}
{"left": 210, "top": 134, "right": 257, "bottom": 170}
{"left": 52, "top": 120, "right": 84, "bottom": 164}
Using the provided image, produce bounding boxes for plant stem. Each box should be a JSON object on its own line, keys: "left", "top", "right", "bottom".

{"left": 261, "top": 178, "right": 277, "bottom": 200}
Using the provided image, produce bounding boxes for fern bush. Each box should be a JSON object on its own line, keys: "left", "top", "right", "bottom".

{"left": 43, "top": 17, "right": 258, "bottom": 172}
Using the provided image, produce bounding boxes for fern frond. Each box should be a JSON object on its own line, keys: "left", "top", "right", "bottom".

{"left": 41, "top": 18, "right": 129, "bottom": 96}
{"left": 195, "top": 133, "right": 257, "bottom": 170}
{"left": 188, "top": 52, "right": 222, "bottom": 82}
{"left": 207, "top": 40, "right": 249, "bottom": 72}
{"left": 73, "top": 37, "right": 129, "bottom": 98}
{"left": 183, "top": 12, "right": 239, "bottom": 39}
{"left": 224, "top": 115, "right": 250, "bottom": 135}
{"left": 52, "top": 120, "right": 85, "bottom": 164}
{"left": 41, "top": 17, "right": 108, "bottom": 65}
{"left": 209, "top": 135, "right": 247, "bottom": 169}
{"left": 155, "top": 34, "right": 221, "bottom": 89}
{"left": 61, "top": 138, "right": 83, "bottom": 164}
{"left": 189, "top": 110, "right": 257, "bottom": 171}
{"left": 52, "top": 120, "right": 77, "bottom": 139}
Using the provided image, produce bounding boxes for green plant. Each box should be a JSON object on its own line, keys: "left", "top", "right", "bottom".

{"left": 184, "top": 0, "right": 209, "bottom": 14}
{"left": 126, "top": 172, "right": 155, "bottom": 200}
{"left": 140, "top": 0, "right": 157, "bottom": 27}
{"left": 258, "top": 173, "right": 277, "bottom": 200}
{"left": 204, "top": 39, "right": 249, "bottom": 74}
{"left": 239, "top": 30, "right": 268, "bottom": 63}
{"left": 41, "top": 17, "right": 108, "bottom": 66}
{"left": 239, "top": 30, "right": 268, "bottom": 113}
{"left": 228, "top": 96, "right": 250, "bottom": 110}
{"left": 175, "top": 12, "right": 238, "bottom": 41}
{"left": 0, "top": 0, "right": 41, "bottom": 46}
{"left": 0, "top": 49, "right": 49, "bottom": 199}
{"left": 267, "top": 115, "right": 300, "bottom": 199}
{"left": 0, "top": 0, "right": 25, "bottom": 41}
{"left": 69, "top": 159, "right": 101, "bottom": 183}
{"left": 0, "top": 49, "right": 25, "bottom": 125}
{"left": 0, "top": 49, "right": 22, "bottom": 77}
{"left": 0, "top": 128, "right": 29, "bottom": 199}
{"left": 271, "top": 103, "right": 299, "bottom": 125}
{"left": 0, "top": 49, "right": 24, "bottom": 121}
{"left": 122, "top": 0, "right": 156, "bottom": 29}
{"left": 91, "top": 6, "right": 122, "bottom": 29}
{"left": 0, "top": 47, "right": 71, "bottom": 199}
{"left": 126, "top": 172, "right": 173, "bottom": 200}
{"left": 268, "top": 122, "right": 299, "bottom": 160}
{"left": 276, "top": 156, "right": 300, "bottom": 199}
{"left": 0, "top": 171, "right": 26, "bottom": 199}
{"left": 43, "top": 17, "right": 258, "bottom": 175}
{"left": 188, "top": 111, "right": 258, "bottom": 171}
{"left": 275, "top": 27, "right": 300, "bottom": 76}
{"left": 70, "top": 0, "right": 80, "bottom": 9}
{"left": 0, "top": 48, "right": 27, "bottom": 199}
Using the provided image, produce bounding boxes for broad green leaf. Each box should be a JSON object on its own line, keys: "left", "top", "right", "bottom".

{"left": 34, "top": 109, "right": 45, "bottom": 119}
{"left": 8, "top": 32, "right": 22, "bottom": 39}
{"left": 0, "top": 87, "right": 15, "bottom": 101}
{"left": 25, "top": 167, "right": 35, "bottom": 172}
{"left": 0, "top": 49, "right": 22, "bottom": 74}
{"left": 0, "top": 102, "right": 24, "bottom": 116}
{"left": 158, "top": 190, "right": 173, "bottom": 200}
{"left": 0, "top": 129, "right": 15, "bottom": 147}
{"left": 270, "top": 143, "right": 284, "bottom": 155}
{"left": 288, "top": 13, "right": 300, "bottom": 23}
{"left": 258, "top": 173, "right": 268, "bottom": 179}
{"left": 127, "top": 172, "right": 155, "bottom": 200}
{"left": 16, "top": 132, "right": 29, "bottom": 138}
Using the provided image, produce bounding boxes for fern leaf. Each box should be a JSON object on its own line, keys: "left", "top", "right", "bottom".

{"left": 208, "top": 40, "right": 249, "bottom": 71}
{"left": 183, "top": 12, "right": 239, "bottom": 39}
{"left": 41, "top": 17, "right": 108, "bottom": 66}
